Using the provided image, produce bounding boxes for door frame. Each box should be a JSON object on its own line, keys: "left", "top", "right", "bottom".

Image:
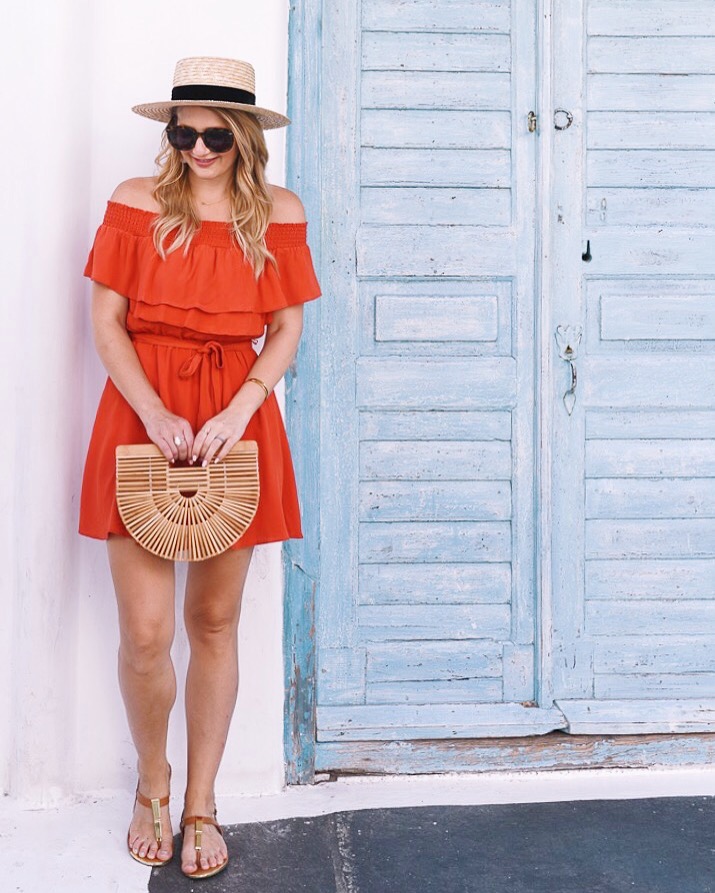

{"left": 282, "top": 0, "right": 715, "bottom": 785}
{"left": 282, "top": 0, "right": 323, "bottom": 784}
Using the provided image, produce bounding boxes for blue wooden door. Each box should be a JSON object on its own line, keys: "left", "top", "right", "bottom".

{"left": 311, "top": 0, "right": 567, "bottom": 759}
{"left": 549, "top": 1, "right": 715, "bottom": 731}
{"left": 286, "top": 0, "right": 715, "bottom": 777}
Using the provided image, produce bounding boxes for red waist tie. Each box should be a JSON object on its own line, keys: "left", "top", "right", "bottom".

{"left": 130, "top": 333, "right": 257, "bottom": 378}
{"left": 130, "top": 333, "right": 259, "bottom": 423}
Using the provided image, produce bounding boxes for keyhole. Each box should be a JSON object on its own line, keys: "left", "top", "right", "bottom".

{"left": 582, "top": 240, "right": 592, "bottom": 262}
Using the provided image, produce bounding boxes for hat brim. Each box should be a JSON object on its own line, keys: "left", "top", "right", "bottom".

{"left": 131, "top": 100, "right": 290, "bottom": 130}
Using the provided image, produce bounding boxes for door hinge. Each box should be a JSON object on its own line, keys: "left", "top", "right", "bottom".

{"left": 527, "top": 110, "right": 537, "bottom": 132}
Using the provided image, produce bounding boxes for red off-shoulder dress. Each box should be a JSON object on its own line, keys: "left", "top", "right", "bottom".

{"left": 79, "top": 200, "right": 321, "bottom": 549}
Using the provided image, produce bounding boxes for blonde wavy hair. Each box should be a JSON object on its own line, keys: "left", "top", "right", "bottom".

{"left": 150, "top": 107, "right": 276, "bottom": 279}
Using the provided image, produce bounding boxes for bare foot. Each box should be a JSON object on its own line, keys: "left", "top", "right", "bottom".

{"left": 181, "top": 807, "right": 228, "bottom": 875}
{"left": 128, "top": 764, "right": 173, "bottom": 864}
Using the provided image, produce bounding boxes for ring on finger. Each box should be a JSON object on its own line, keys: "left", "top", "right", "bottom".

{"left": 214, "top": 435, "right": 227, "bottom": 443}
{"left": 173, "top": 435, "right": 184, "bottom": 446}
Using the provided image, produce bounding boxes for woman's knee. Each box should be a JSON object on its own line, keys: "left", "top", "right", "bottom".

{"left": 184, "top": 549, "right": 251, "bottom": 647}
{"left": 184, "top": 599, "right": 240, "bottom": 648}
{"left": 119, "top": 616, "right": 174, "bottom": 674}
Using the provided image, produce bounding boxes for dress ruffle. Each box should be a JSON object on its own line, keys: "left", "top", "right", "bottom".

{"left": 83, "top": 201, "right": 322, "bottom": 339}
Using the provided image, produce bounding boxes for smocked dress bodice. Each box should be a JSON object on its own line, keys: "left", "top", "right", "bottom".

{"left": 84, "top": 200, "right": 322, "bottom": 341}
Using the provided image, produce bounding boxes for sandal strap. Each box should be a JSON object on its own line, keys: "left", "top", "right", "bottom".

{"left": 135, "top": 791, "right": 170, "bottom": 844}
{"left": 181, "top": 814, "right": 223, "bottom": 835}
{"left": 136, "top": 791, "right": 170, "bottom": 809}
{"left": 181, "top": 814, "right": 223, "bottom": 856}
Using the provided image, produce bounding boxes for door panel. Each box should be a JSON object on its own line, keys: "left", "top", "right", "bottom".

{"left": 314, "top": 0, "right": 559, "bottom": 747}
{"left": 551, "top": 0, "right": 715, "bottom": 729}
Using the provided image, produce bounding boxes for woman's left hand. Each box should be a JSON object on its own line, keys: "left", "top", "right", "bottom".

{"left": 192, "top": 407, "right": 251, "bottom": 466}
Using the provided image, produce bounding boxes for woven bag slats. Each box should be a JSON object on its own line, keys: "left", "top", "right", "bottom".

{"left": 115, "top": 442, "right": 259, "bottom": 561}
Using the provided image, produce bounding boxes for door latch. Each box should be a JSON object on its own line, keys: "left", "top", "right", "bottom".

{"left": 555, "top": 325, "right": 582, "bottom": 416}
{"left": 554, "top": 108, "right": 573, "bottom": 130}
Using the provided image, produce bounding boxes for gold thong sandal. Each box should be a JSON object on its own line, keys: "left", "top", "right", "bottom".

{"left": 180, "top": 812, "right": 229, "bottom": 880}
{"left": 127, "top": 769, "right": 173, "bottom": 867}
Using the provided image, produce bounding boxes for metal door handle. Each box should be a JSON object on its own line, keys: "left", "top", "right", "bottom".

{"left": 555, "top": 325, "right": 582, "bottom": 416}
{"left": 563, "top": 360, "right": 577, "bottom": 415}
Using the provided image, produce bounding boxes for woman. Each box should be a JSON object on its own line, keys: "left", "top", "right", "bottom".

{"left": 79, "top": 57, "right": 321, "bottom": 879}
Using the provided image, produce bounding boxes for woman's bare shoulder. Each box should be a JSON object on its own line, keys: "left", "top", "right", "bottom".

{"left": 268, "top": 185, "right": 306, "bottom": 224}
{"left": 109, "top": 177, "right": 160, "bottom": 212}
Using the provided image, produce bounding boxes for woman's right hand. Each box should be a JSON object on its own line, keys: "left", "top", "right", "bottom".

{"left": 142, "top": 406, "right": 195, "bottom": 463}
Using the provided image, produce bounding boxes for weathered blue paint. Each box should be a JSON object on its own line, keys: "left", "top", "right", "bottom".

{"left": 315, "top": 733, "right": 715, "bottom": 774}
{"left": 375, "top": 295, "right": 499, "bottom": 342}
{"left": 589, "top": 0, "right": 715, "bottom": 34}
{"left": 317, "top": 703, "right": 567, "bottom": 741}
{"left": 555, "top": 701, "right": 715, "bottom": 735}
{"left": 283, "top": 0, "right": 322, "bottom": 785}
{"left": 358, "top": 562, "right": 511, "bottom": 603}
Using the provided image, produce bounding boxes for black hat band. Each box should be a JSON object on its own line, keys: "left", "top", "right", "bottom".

{"left": 171, "top": 84, "right": 256, "bottom": 105}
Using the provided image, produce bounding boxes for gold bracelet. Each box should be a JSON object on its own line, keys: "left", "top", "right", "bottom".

{"left": 245, "top": 376, "right": 270, "bottom": 401}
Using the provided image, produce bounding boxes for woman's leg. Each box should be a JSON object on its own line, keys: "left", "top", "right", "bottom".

{"left": 107, "top": 534, "right": 177, "bottom": 862}
{"left": 180, "top": 545, "right": 254, "bottom": 875}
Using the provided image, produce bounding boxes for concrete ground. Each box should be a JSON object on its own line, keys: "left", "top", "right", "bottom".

{"left": 3, "top": 767, "right": 715, "bottom": 893}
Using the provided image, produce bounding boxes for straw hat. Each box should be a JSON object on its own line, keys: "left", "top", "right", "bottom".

{"left": 132, "top": 56, "right": 290, "bottom": 130}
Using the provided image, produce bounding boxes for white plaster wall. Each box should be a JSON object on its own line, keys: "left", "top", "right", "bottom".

{"left": 1, "top": 0, "right": 292, "bottom": 806}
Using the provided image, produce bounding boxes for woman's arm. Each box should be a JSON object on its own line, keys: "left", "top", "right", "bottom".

{"left": 192, "top": 303, "right": 304, "bottom": 465}
{"left": 91, "top": 282, "right": 194, "bottom": 462}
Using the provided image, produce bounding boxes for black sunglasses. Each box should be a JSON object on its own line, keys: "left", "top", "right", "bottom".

{"left": 166, "top": 125, "right": 235, "bottom": 154}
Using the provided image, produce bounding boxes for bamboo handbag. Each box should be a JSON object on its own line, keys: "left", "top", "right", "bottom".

{"left": 115, "top": 442, "right": 260, "bottom": 561}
